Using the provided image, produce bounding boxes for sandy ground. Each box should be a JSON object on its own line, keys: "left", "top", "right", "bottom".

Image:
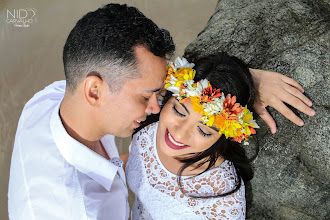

{"left": 0, "top": 0, "right": 218, "bottom": 218}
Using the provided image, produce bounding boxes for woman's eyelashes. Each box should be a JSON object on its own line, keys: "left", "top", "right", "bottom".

{"left": 172, "top": 105, "right": 185, "bottom": 117}
{"left": 198, "top": 126, "right": 212, "bottom": 137}
{"left": 172, "top": 104, "right": 212, "bottom": 138}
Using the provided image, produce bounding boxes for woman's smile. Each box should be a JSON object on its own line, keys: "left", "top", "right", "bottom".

{"left": 164, "top": 128, "right": 190, "bottom": 150}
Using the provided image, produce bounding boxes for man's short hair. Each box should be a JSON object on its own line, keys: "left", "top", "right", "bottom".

{"left": 63, "top": 3, "right": 175, "bottom": 92}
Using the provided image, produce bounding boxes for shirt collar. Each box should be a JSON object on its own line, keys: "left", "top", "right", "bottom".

{"left": 50, "top": 99, "right": 118, "bottom": 191}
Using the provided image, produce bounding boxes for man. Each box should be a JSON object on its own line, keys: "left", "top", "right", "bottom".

{"left": 8, "top": 3, "right": 314, "bottom": 220}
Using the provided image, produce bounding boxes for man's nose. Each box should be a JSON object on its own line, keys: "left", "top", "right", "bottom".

{"left": 145, "top": 93, "right": 161, "bottom": 114}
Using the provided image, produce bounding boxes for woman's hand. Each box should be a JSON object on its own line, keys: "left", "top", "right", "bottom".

{"left": 250, "top": 68, "right": 315, "bottom": 133}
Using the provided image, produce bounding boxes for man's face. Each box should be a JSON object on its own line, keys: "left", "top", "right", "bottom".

{"left": 99, "top": 47, "right": 167, "bottom": 137}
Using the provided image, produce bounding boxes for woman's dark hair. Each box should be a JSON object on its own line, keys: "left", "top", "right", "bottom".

{"left": 135, "top": 53, "right": 256, "bottom": 197}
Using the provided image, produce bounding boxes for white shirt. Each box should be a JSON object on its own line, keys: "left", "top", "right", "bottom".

{"left": 126, "top": 122, "right": 246, "bottom": 220}
{"left": 8, "top": 81, "right": 129, "bottom": 220}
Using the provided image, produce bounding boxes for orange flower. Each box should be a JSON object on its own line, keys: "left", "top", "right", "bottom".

{"left": 250, "top": 127, "right": 256, "bottom": 134}
{"left": 178, "top": 84, "right": 186, "bottom": 97}
{"left": 179, "top": 97, "right": 188, "bottom": 103}
{"left": 201, "top": 85, "right": 222, "bottom": 102}
{"left": 166, "top": 65, "right": 175, "bottom": 76}
{"left": 232, "top": 135, "right": 245, "bottom": 142}
{"left": 179, "top": 91, "right": 185, "bottom": 97}
{"left": 165, "top": 74, "right": 172, "bottom": 82}
{"left": 223, "top": 94, "right": 244, "bottom": 116}
{"left": 213, "top": 111, "right": 229, "bottom": 129}
{"left": 236, "top": 128, "right": 243, "bottom": 137}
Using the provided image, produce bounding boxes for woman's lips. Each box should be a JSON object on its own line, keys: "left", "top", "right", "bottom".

{"left": 165, "top": 128, "right": 190, "bottom": 150}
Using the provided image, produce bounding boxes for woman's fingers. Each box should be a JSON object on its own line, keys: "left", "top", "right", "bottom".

{"left": 283, "top": 83, "right": 315, "bottom": 115}
{"left": 280, "top": 74, "right": 304, "bottom": 93}
{"left": 253, "top": 103, "right": 277, "bottom": 133}
{"left": 271, "top": 98, "right": 305, "bottom": 126}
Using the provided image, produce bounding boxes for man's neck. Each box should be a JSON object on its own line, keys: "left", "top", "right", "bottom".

{"left": 60, "top": 94, "right": 110, "bottom": 160}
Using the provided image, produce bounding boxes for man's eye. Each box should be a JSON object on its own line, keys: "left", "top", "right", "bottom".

{"left": 172, "top": 105, "right": 185, "bottom": 117}
{"left": 198, "top": 126, "right": 212, "bottom": 137}
{"left": 143, "top": 97, "right": 150, "bottom": 101}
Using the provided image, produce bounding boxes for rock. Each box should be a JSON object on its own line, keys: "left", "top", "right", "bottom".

{"left": 184, "top": 0, "right": 330, "bottom": 219}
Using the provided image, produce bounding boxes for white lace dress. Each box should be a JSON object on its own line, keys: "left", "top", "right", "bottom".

{"left": 126, "top": 122, "right": 246, "bottom": 220}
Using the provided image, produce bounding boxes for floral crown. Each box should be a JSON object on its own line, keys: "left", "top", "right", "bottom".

{"left": 164, "top": 57, "right": 259, "bottom": 145}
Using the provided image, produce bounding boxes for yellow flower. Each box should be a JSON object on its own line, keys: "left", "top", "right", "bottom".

{"left": 183, "top": 69, "right": 196, "bottom": 81}
{"left": 241, "top": 106, "right": 253, "bottom": 122}
{"left": 205, "top": 114, "right": 215, "bottom": 127}
{"left": 164, "top": 82, "right": 171, "bottom": 89}
{"left": 240, "top": 105, "right": 259, "bottom": 132}
{"left": 174, "top": 68, "right": 190, "bottom": 81}
{"left": 221, "top": 121, "right": 242, "bottom": 138}
{"left": 244, "top": 126, "right": 252, "bottom": 136}
{"left": 190, "top": 96, "right": 204, "bottom": 114}
{"left": 174, "top": 81, "right": 183, "bottom": 87}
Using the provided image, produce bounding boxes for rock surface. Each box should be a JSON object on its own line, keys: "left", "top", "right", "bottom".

{"left": 184, "top": 0, "right": 330, "bottom": 219}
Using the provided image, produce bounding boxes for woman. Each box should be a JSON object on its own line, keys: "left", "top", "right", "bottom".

{"left": 126, "top": 53, "right": 260, "bottom": 219}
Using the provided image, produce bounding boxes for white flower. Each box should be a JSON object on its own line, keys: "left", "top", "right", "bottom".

{"left": 184, "top": 79, "right": 195, "bottom": 87}
{"left": 201, "top": 116, "right": 209, "bottom": 123}
{"left": 202, "top": 94, "right": 225, "bottom": 115}
{"left": 200, "top": 79, "right": 209, "bottom": 90}
{"left": 168, "top": 75, "right": 178, "bottom": 86}
{"left": 250, "top": 119, "right": 259, "bottom": 128}
{"left": 185, "top": 81, "right": 202, "bottom": 97}
{"left": 167, "top": 86, "right": 180, "bottom": 94}
{"left": 185, "top": 79, "right": 210, "bottom": 97}
{"left": 171, "top": 57, "right": 195, "bottom": 70}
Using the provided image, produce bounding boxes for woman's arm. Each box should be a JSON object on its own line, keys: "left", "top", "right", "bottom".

{"left": 250, "top": 69, "right": 315, "bottom": 133}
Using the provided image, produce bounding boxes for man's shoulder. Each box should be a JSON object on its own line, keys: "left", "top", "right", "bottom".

{"left": 17, "top": 81, "right": 66, "bottom": 133}
{"left": 24, "top": 80, "right": 66, "bottom": 109}
{"left": 22, "top": 80, "right": 65, "bottom": 112}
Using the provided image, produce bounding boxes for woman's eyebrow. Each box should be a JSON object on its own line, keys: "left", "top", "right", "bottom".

{"left": 198, "top": 121, "right": 219, "bottom": 132}
{"left": 179, "top": 102, "right": 190, "bottom": 115}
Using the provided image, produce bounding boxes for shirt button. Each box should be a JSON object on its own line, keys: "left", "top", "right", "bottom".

{"left": 110, "top": 157, "right": 123, "bottom": 167}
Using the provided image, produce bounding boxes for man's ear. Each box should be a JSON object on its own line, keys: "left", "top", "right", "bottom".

{"left": 83, "top": 75, "right": 104, "bottom": 106}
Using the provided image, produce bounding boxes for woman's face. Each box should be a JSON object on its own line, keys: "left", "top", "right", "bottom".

{"left": 157, "top": 97, "right": 221, "bottom": 158}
